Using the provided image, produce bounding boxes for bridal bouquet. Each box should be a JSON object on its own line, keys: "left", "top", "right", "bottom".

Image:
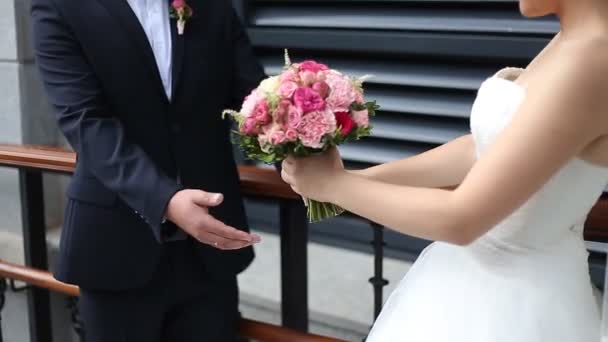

{"left": 223, "top": 51, "right": 379, "bottom": 222}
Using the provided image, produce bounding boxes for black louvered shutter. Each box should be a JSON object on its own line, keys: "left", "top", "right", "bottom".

{"left": 237, "top": 1, "right": 561, "bottom": 258}
{"left": 243, "top": 0, "right": 558, "bottom": 168}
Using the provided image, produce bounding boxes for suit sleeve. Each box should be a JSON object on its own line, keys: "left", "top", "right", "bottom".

{"left": 226, "top": 5, "right": 266, "bottom": 109}
{"left": 31, "top": 0, "right": 182, "bottom": 243}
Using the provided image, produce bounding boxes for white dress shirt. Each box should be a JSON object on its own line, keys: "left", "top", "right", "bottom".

{"left": 127, "top": 0, "right": 183, "bottom": 238}
{"left": 126, "top": 0, "right": 173, "bottom": 100}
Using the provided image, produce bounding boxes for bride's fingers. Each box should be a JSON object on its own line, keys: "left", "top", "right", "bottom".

{"left": 281, "top": 160, "right": 292, "bottom": 174}
{"left": 281, "top": 169, "right": 293, "bottom": 185}
{"left": 284, "top": 155, "right": 295, "bottom": 164}
{"left": 290, "top": 185, "right": 301, "bottom": 195}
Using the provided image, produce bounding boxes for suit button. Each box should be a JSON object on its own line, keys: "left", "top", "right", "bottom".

{"left": 171, "top": 123, "right": 181, "bottom": 134}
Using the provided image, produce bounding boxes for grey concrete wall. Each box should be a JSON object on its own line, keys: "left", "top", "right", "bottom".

{"left": 0, "top": 1, "right": 76, "bottom": 341}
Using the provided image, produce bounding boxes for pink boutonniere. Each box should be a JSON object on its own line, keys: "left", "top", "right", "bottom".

{"left": 170, "top": 0, "right": 193, "bottom": 35}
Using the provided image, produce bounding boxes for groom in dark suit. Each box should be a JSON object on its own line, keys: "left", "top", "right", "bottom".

{"left": 31, "top": 0, "right": 265, "bottom": 340}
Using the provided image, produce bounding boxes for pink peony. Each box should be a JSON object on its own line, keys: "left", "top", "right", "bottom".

{"left": 252, "top": 100, "right": 271, "bottom": 125}
{"left": 293, "top": 87, "right": 325, "bottom": 113}
{"left": 351, "top": 109, "right": 370, "bottom": 127}
{"left": 297, "top": 109, "right": 337, "bottom": 148}
{"left": 312, "top": 81, "right": 330, "bottom": 98}
{"left": 279, "top": 81, "right": 299, "bottom": 98}
{"left": 334, "top": 112, "right": 355, "bottom": 136}
{"left": 299, "top": 60, "right": 329, "bottom": 73}
{"left": 326, "top": 73, "right": 357, "bottom": 112}
{"left": 240, "top": 90, "right": 263, "bottom": 117}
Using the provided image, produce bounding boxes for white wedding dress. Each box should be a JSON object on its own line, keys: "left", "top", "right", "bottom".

{"left": 367, "top": 68, "right": 608, "bottom": 341}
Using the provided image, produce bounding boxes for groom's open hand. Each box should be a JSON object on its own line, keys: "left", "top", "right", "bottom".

{"left": 166, "top": 190, "right": 261, "bottom": 250}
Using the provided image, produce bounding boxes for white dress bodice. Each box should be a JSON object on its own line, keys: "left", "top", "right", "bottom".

{"left": 468, "top": 69, "right": 608, "bottom": 273}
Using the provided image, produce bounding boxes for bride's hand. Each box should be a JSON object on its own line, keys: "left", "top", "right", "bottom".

{"left": 281, "top": 147, "right": 345, "bottom": 202}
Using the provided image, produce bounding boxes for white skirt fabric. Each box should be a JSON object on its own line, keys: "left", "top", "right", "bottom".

{"left": 366, "top": 241, "right": 601, "bottom": 342}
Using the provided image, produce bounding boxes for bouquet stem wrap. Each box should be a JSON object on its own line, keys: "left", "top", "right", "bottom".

{"left": 304, "top": 198, "right": 345, "bottom": 223}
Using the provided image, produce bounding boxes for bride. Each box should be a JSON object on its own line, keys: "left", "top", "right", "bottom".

{"left": 281, "top": 0, "right": 608, "bottom": 340}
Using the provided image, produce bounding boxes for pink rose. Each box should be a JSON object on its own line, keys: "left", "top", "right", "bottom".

{"left": 325, "top": 73, "right": 357, "bottom": 112}
{"left": 293, "top": 87, "right": 325, "bottom": 113}
{"left": 252, "top": 100, "right": 271, "bottom": 125}
{"left": 172, "top": 0, "right": 185, "bottom": 8}
{"left": 334, "top": 112, "right": 355, "bottom": 136}
{"left": 260, "top": 123, "right": 289, "bottom": 145}
{"left": 299, "top": 60, "right": 329, "bottom": 73}
{"left": 274, "top": 100, "right": 292, "bottom": 127}
{"left": 270, "top": 131, "right": 286, "bottom": 145}
{"left": 279, "top": 81, "right": 298, "bottom": 98}
{"left": 351, "top": 109, "right": 369, "bottom": 127}
{"left": 355, "top": 91, "right": 364, "bottom": 104}
{"left": 241, "top": 117, "right": 260, "bottom": 135}
{"left": 284, "top": 129, "right": 298, "bottom": 142}
{"left": 299, "top": 71, "right": 318, "bottom": 86}
{"left": 297, "top": 109, "right": 337, "bottom": 148}
{"left": 240, "top": 90, "right": 262, "bottom": 117}
{"left": 280, "top": 69, "right": 300, "bottom": 83}
{"left": 287, "top": 105, "right": 303, "bottom": 130}
{"left": 312, "top": 81, "right": 330, "bottom": 98}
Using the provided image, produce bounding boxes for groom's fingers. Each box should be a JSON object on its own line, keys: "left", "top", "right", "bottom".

{"left": 209, "top": 233, "right": 254, "bottom": 250}
{"left": 198, "top": 213, "right": 256, "bottom": 242}
{"left": 197, "top": 231, "right": 252, "bottom": 250}
{"left": 191, "top": 190, "right": 224, "bottom": 207}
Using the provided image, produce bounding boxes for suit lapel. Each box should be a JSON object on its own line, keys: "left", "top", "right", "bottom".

{"left": 170, "top": 18, "right": 185, "bottom": 99}
{"left": 96, "top": 0, "right": 169, "bottom": 102}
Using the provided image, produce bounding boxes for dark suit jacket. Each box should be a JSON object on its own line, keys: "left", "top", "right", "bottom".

{"left": 31, "top": 0, "right": 265, "bottom": 290}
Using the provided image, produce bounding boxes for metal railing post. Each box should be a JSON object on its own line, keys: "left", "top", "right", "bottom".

{"left": 279, "top": 199, "right": 309, "bottom": 331}
{"left": 19, "top": 170, "right": 53, "bottom": 342}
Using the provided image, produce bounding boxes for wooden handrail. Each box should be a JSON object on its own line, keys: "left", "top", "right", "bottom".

{"left": 0, "top": 144, "right": 75, "bottom": 174}
{"left": 0, "top": 260, "right": 79, "bottom": 296}
{"left": 0, "top": 260, "right": 345, "bottom": 342}
{"left": 239, "top": 319, "right": 344, "bottom": 342}
{"left": 1, "top": 144, "right": 608, "bottom": 241}
{"left": 0, "top": 144, "right": 299, "bottom": 200}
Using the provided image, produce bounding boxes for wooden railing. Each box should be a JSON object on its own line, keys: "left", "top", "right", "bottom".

{"left": 0, "top": 260, "right": 343, "bottom": 342}
{"left": 0, "top": 144, "right": 313, "bottom": 342}
{"left": 0, "top": 144, "right": 299, "bottom": 199}
{"left": 2, "top": 144, "right": 607, "bottom": 240}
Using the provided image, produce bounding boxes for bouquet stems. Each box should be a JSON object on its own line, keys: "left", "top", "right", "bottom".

{"left": 305, "top": 198, "right": 345, "bottom": 223}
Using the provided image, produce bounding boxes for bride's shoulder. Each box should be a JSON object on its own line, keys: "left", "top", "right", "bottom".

{"left": 555, "top": 39, "right": 608, "bottom": 87}
{"left": 533, "top": 41, "right": 608, "bottom": 106}
{"left": 522, "top": 42, "right": 608, "bottom": 132}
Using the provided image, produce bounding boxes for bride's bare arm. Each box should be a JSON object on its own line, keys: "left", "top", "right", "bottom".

{"left": 352, "top": 134, "right": 476, "bottom": 188}
{"left": 282, "top": 51, "right": 608, "bottom": 245}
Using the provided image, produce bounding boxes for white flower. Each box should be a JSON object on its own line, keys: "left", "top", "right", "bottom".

{"left": 258, "top": 76, "right": 280, "bottom": 94}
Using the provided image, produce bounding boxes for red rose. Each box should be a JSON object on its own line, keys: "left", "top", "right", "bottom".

{"left": 334, "top": 112, "right": 355, "bottom": 136}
